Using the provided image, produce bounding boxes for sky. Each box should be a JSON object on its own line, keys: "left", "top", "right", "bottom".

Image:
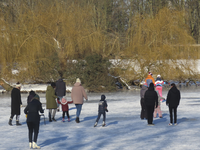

{"left": 0, "top": 85, "right": 200, "bottom": 150}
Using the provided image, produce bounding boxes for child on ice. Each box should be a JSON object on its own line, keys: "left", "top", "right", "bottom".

{"left": 57, "top": 98, "right": 73, "bottom": 122}
{"left": 94, "top": 94, "right": 108, "bottom": 127}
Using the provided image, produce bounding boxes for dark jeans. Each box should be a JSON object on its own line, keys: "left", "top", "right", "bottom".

{"left": 146, "top": 105, "right": 155, "bottom": 124}
{"left": 62, "top": 111, "right": 70, "bottom": 119}
{"left": 169, "top": 106, "right": 178, "bottom": 124}
{"left": 140, "top": 98, "right": 147, "bottom": 119}
{"left": 96, "top": 112, "right": 106, "bottom": 122}
{"left": 27, "top": 122, "right": 40, "bottom": 143}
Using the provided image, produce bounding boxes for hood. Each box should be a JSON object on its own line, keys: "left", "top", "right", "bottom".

{"left": 74, "top": 82, "right": 81, "bottom": 87}
{"left": 58, "top": 78, "right": 63, "bottom": 82}
{"left": 101, "top": 95, "right": 106, "bottom": 101}
{"left": 170, "top": 86, "right": 179, "bottom": 94}
{"left": 47, "top": 85, "right": 53, "bottom": 91}
{"left": 141, "top": 85, "right": 148, "bottom": 90}
{"left": 61, "top": 98, "right": 67, "bottom": 105}
{"left": 29, "top": 90, "right": 36, "bottom": 96}
{"left": 148, "top": 83, "right": 155, "bottom": 91}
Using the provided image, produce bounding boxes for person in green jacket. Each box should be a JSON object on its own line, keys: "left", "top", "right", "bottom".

{"left": 46, "top": 82, "right": 58, "bottom": 122}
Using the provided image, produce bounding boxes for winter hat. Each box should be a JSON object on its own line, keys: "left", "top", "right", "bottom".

{"left": 61, "top": 98, "right": 67, "bottom": 105}
{"left": 51, "top": 82, "right": 56, "bottom": 88}
{"left": 29, "top": 90, "right": 36, "bottom": 96}
{"left": 148, "top": 72, "right": 153, "bottom": 76}
{"left": 76, "top": 78, "right": 81, "bottom": 83}
{"left": 157, "top": 74, "right": 161, "bottom": 78}
{"left": 101, "top": 94, "right": 106, "bottom": 100}
{"left": 15, "top": 82, "right": 21, "bottom": 88}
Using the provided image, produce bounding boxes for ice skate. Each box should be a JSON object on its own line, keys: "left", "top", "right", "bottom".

{"left": 102, "top": 121, "right": 106, "bottom": 127}
{"left": 94, "top": 122, "right": 98, "bottom": 127}
{"left": 32, "top": 142, "right": 40, "bottom": 149}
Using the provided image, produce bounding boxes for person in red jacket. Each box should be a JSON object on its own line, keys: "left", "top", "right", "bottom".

{"left": 57, "top": 98, "right": 73, "bottom": 122}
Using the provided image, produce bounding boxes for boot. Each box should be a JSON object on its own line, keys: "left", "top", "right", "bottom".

{"left": 94, "top": 122, "right": 98, "bottom": 127}
{"left": 8, "top": 118, "right": 12, "bottom": 126}
{"left": 102, "top": 121, "right": 106, "bottom": 127}
{"left": 75, "top": 117, "right": 80, "bottom": 123}
{"left": 29, "top": 142, "right": 32, "bottom": 148}
{"left": 52, "top": 117, "right": 57, "bottom": 122}
{"left": 62, "top": 118, "right": 65, "bottom": 122}
{"left": 32, "top": 142, "right": 40, "bottom": 149}
{"left": 16, "top": 120, "right": 22, "bottom": 126}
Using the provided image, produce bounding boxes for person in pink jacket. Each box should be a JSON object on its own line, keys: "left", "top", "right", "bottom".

{"left": 57, "top": 98, "right": 73, "bottom": 122}
{"left": 71, "top": 78, "right": 88, "bottom": 123}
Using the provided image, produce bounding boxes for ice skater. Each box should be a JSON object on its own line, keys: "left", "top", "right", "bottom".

{"left": 94, "top": 94, "right": 108, "bottom": 127}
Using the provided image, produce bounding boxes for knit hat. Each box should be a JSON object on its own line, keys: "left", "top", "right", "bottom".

{"left": 157, "top": 74, "right": 161, "bottom": 77}
{"left": 15, "top": 82, "right": 21, "bottom": 88}
{"left": 148, "top": 72, "right": 153, "bottom": 76}
{"left": 76, "top": 78, "right": 81, "bottom": 83}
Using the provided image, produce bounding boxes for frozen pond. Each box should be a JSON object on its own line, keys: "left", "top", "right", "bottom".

{"left": 1, "top": 85, "right": 200, "bottom": 150}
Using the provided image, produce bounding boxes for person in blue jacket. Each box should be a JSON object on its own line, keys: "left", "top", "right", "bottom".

{"left": 94, "top": 95, "right": 108, "bottom": 127}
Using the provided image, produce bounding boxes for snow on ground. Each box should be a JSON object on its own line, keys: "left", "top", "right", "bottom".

{"left": 0, "top": 86, "right": 200, "bottom": 150}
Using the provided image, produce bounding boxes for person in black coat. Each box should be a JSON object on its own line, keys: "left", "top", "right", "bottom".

{"left": 55, "top": 78, "right": 66, "bottom": 111}
{"left": 8, "top": 82, "right": 22, "bottom": 126}
{"left": 24, "top": 96, "right": 44, "bottom": 149}
{"left": 166, "top": 83, "right": 181, "bottom": 125}
{"left": 94, "top": 95, "right": 108, "bottom": 127}
{"left": 144, "top": 83, "right": 158, "bottom": 126}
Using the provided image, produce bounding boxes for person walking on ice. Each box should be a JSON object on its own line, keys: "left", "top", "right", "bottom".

{"left": 71, "top": 78, "right": 88, "bottom": 123}
{"left": 8, "top": 82, "right": 22, "bottom": 126}
{"left": 57, "top": 98, "right": 73, "bottom": 122}
{"left": 166, "top": 83, "right": 181, "bottom": 126}
{"left": 94, "top": 94, "right": 108, "bottom": 127}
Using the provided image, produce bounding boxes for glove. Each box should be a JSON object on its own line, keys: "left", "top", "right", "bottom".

{"left": 105, "top": 109, "right": 108, "bottom": 112}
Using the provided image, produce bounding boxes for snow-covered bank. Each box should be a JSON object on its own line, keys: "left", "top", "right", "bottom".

{"left": 1, "top": 87, "right": 200, "bottom": 150}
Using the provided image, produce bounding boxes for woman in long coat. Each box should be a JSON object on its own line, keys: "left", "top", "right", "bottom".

{"left": 46, "top": 82, "right": 57, "bottom": 122}
{"left": 8, "top": 83, "right": 22, "bottom": 126}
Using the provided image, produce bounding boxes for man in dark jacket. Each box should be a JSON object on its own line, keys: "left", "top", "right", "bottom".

{"left": 144, "top": 83, "right": 158, "bottom": 126}
{"left": 8, "top": 82, "right": 22, "bottom": 126}
{"left": 55, "top": 78, "right": 66, "bottom": 111}
{"left": 94, "top": 95, "right": 108, "bottom": 127}
{"left": 24, "top": 96, "right": 44, "bottom": 149}
{"left": 166, "top": 83, "right": 181, "bottom": 125}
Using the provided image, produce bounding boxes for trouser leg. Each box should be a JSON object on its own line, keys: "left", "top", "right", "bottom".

{"left": 169, "top": 107, "right": 173, "bottom": 123}
{"left": 27, "top": 122, "right": 33, "bottom": 142}
{"left": 96, "top": 112, "right": 102, "bottom": 123}
{"left": 66, "top": 111, "right": 70, "bottom": 118}
{"left": 33, "top": 122, "right": 40, "bottom": 143}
